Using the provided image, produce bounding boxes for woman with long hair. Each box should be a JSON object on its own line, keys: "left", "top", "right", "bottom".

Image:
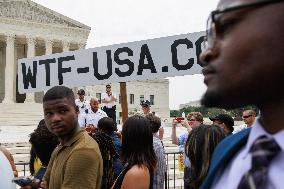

{"left": 171, "top": 112, "right": 204, "bottom": 188}
{"left": 112, "top": 115, "right": 157, "bottom": 189}
{"left": 185, "top": 124, "right": 225, "bottom": 189}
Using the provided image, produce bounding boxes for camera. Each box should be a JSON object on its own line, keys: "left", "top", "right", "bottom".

{"left": 175, "top": 117, "right": 185, "bottom": 123}
{"left": 12, "top": 176, "right": 32, "bottom": 187}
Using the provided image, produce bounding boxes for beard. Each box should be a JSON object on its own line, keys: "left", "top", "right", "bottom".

{"left": 201, "top": 91, "right": 221, "bottom": 108}
{"left": 201, "top": 90, "right": 242, "bottom": 110}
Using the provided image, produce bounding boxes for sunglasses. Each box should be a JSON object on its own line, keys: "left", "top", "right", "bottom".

{"left": 242, "top": 115, "right": 252, "bottom": 119}
{"left": 187, "top": 118, "right": 197, "bottom": 122}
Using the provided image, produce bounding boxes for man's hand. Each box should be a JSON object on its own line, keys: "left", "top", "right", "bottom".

{"left": 20, "top": 177, "right": 44, "bottom": 189}
{"left": 85, "top": 124, "right": 96, "bottom": 134}
{"left": 40, "top": 178, "right": 48, "bottom": 189}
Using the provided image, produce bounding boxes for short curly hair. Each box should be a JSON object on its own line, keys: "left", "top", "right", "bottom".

{"left": 187, "top": 112, "right": 203, "bottom": 123}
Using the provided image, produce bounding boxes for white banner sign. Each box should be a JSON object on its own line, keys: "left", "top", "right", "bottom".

{"left": 18, "top": 31, "right": 205, "bottom": 93}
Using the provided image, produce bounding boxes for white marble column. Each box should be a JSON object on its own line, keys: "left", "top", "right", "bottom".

{"left": 2, "top": 34, "right": 16, "bottom": 104}
{"left": 45, "top": 39, "right": 53, "bottom": 55}
{"left": 62, "top": 41, "right": 70, "bottom": 52}
{"left": 24, "top": 37, "right": 36, "bottom": 103}
{"left": 42, "top": 39, "right": 54, "bottom": 94}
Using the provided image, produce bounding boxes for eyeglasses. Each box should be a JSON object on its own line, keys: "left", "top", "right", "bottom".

{"left": 187, "top": 118, "right": 197, "bottom": 122}
{"left": 242, "top": 115, "right": 252, "bottom": 119}
{"left": 203, "top": 0, "right": 284, "bottom": 49}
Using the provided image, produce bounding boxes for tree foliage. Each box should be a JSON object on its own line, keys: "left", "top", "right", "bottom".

{"left": 170, "top": 105, "right": 258, "bottom": 119}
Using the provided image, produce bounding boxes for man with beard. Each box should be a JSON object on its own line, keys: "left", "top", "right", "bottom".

{"left": 199, "top": 0, "right": 284, "bottom": 188}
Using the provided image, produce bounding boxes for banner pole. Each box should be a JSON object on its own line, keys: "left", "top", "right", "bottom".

{"left": 120, "top": 82, "right": 128, "bottom": 126}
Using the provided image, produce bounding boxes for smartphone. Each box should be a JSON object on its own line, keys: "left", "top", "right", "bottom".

{"left": 175, "top": 117, "right": 185, "bottom": 123}
{"left": 12, "top": 176, "right": 32, "bottom": 187}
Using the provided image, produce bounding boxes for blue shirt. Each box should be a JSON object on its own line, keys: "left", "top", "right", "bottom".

{"left": 178, "top": 133, "right": 190, "bottom": 167}
{"left": 110, "top": 132, "right": 123, "bottom": 177}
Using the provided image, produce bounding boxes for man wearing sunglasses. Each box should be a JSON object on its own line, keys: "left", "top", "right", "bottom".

{"left": 242, "top": 109, "right": 256, "bottom": 127}
{"left": 233, "top": 109, "right": 257, "bottom": 134}
{"left": 200, "top": 0, "right": 284, "bottom": 188}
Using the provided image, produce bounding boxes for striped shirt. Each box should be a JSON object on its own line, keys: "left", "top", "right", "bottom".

{"left": 153, "top": 136, "right": 166, "bottom": 189}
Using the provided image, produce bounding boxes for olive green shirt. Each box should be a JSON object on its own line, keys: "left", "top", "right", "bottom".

{"left": 44, "top": 130, "right": 103, "bottom": 189}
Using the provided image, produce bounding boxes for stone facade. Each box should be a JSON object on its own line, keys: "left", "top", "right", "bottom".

{"left": 84, "top": 79, "right": 170, "bottom": 123}
{"left": 0, "top": 0, "right": 89, "bottom": 103}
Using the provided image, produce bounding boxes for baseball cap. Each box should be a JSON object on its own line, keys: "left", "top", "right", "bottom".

{"left": 141, "top": 100, "right": 151, "bottom": 107}
{"left": 77, "top": 89, "right": 85, "bottom": 95}
{"left": 209, "top": 114, "right": 234, "bottom": 127}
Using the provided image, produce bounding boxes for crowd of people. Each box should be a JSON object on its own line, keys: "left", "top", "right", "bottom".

{"left": 0, "top": 84, "right": 259, "bottom": 189}
{"left": 1, "top": 0, "right": 284, "bottom": 188}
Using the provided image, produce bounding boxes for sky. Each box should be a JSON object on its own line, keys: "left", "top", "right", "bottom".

{"left": 33, "top": 0, "right": 219, "bottom": 109}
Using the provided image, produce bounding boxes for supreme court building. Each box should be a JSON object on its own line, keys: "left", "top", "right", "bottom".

{"left": 0, "top": 0, "right": 90, "bottom": 104}
{"left": 0, "top": 0, "right": 170, "bottom": 126}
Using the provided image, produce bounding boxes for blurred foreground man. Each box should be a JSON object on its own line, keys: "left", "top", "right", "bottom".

{"left": 200, "top": 0, "right": 284, "bottom": 188}
{"left": 0, "top": 151, "right": 16, "bottom": 189}
{"left": 41, "top": 86, "right": 103, "bottom": 189}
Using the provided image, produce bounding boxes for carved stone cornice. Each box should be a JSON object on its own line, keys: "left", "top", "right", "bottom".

{"left": 0, "top": 18, "right": 89, "bottom": 45}
{"left": 0, "top": 0, "right": 88, "bottom": 29}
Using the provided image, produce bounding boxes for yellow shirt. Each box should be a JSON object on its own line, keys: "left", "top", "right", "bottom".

{"left": 44, "top": 130, "right": 103, "bottom": 189}
{"left": 33, "top": 157, "right": 42, "bottom": 175}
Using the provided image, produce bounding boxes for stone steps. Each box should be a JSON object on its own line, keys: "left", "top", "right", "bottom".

{"left": 0, "top": 103, "right": 43, "bottom": 126}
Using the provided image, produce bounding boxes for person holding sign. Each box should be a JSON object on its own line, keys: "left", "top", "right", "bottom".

{"left": 102, "top": 84, "right": 117, "bottom": 124}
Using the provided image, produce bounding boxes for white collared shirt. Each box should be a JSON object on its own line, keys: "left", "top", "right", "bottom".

{"left": 85, "top": 109, "right": 108, "bottom": 126}
{"left": 75, "top": 99, "right": 89, "bottom": 114}
{"left": 101, "top": 92, "right": 116, "bottom": 108}
{"left": 212, "top": 119, "right": 284, "bottom": 189}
